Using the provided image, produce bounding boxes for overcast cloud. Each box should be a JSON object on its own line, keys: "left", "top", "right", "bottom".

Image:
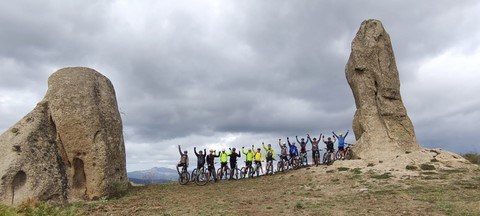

{"left": 1, "top": 0, "right": 479, "bottom": 171}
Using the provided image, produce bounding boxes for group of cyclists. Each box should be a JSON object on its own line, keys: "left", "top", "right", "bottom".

{"left": 176, "top": 130, "right": 350, "bottom": 185}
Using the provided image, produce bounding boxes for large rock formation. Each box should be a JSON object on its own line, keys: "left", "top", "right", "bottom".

{"left": 0, "top": 67, "right": 128, "bottom": 205}
{"left": 345, "top": 19, "right": 422, "bottom": 160}
{"left": 345, "top": 20, "right": 473, "bottom": 169}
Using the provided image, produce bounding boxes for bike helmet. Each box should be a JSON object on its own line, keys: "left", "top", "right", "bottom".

{"left": 184, "top": 150, "right": 188, "bottom": 154}
{"left": 232, "top": 147, "right": 236, "bottom": 151}
{"left": 339, "top": 133, "right": 343, "bottom": 136}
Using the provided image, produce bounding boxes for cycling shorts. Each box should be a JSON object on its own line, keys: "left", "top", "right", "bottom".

{"left": 221, "top": 162, "right": 228, "bottom": 168}
{"left": 245, "top": 161, "right": 252, "bottom": 167}
{"left": 338, "top": 147, "right": 344, "bottom": 151}
{"left": 178, "top": 163, "right": 187, "bottom": 167}
{"left": 230, "top": 162, "right": 237, "bottom": 169}
{"left": 254, "top": 161, "right": 262, "bottom": 166}
{"left": 207, "top": 165, "right": 215, "bottom": 172}
{"left": 280, "top": 155, "right": 288, "bottom": 161}
{"left": 197, "top": 163, "right": 205, "bottom": 170}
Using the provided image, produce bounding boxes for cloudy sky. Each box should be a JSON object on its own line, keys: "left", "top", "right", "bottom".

{"left": 1, "top": 1, "right": 479, "bottom": 171}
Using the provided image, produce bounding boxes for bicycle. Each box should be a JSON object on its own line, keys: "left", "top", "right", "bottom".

{"left": 265, "top": 160, "right": 274, "bottom": 175}
{"left": 195, "top": 166, "right": 208, "bottom": 186}
{"left": 312, "top": 149, "right": 321, "bottom": 166}
{"left": 217, "top": 164, "right": 230, "bottom": 181}
{"left": 299, "top": 150, "right": 309, "bottom": 168}
{"left": 240, "top": 161, "right": 254, "bottom": 179}
{"left": 253, "top": 161, "right": 262, "bottom": 177}
{"left": 178, "top": 166, "right": 190, "bottom": 185}
{"left": 289, "top": 155, "right": 300, "bottom": 170}
{"left": 229, "top": 164, "right": 241, "bottom": 180}
{"left": 276, "top": 154, "right": 289, "bottom": 172}
{"left": 322, "top": 148, "right": 334, "bottom": 165}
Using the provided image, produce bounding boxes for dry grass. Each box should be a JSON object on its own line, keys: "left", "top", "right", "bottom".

{"left": 2, "top": 165, "right": 479, "bottom": 215}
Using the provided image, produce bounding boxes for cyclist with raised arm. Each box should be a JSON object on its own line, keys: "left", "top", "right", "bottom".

{"left": 333, "top": 130, "right": 349, "bottom": 160}
{"left": 253, "top": 147, "right": 263, "bottom": 175}
{"left": 194, "top": 147, "right": 206, "bottom": 170}
{"left": 323, "top": 136, "right": 336, "bottom": 152}
{"left": 278, "top": 139, "right": 288, "bottom": 165}
{"left": 206, "top": 149, "right": 218, "bottom": 182}
{"left": 296, "top": 135, "right": 310, "bottom": 166}
{"left": 287, "top": 137, "right": 299, "bottom": 167}
{"left": 242, "top": 146, "right": 255, "bottom": 177}
{"left": 307, "top": 133, "right": 322, "bottom": 165}
{"left": 227, "top": 147, "right": 241, "bottom": 180}
{"left": 263, "top": 142, "right": 275, "bottom": 175}
{"left": 218, "top": 149, "right": 229, "bottom": 179}
{"left": 176, "top": 145, "right": 189, "bottom": 174}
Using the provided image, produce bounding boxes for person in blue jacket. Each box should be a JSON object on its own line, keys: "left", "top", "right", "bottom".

{"left": 333, "top": 130, "right": 349, "bottom": 159}
{"left": 286, "top": 137, "right": 299, "bottom": 165}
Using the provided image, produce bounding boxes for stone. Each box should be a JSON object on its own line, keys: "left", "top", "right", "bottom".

{"left": 345, "top": 19, "right": 421, "bottom": 161}
{"left": 0, "top": 67, "right": 128, "bottom": 205}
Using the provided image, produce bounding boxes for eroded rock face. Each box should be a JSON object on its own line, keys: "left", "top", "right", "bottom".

{"left": 345, "top": 19, "right": 421, "bottom": 160}
{"left": 0, "top": 67, "right": 128, "bottom": 205}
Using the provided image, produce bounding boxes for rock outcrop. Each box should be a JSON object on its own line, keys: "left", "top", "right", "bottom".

{"left": 345, "top": 20, "right": 474, "bottom": 169}
{"left": 345, "top": 19, "right": 421, "bottom": 161}
{"left": 0, "top": 67, "right": 128, "bottom": 205}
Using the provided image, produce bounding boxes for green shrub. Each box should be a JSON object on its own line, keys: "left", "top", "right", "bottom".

{"left": 462, "top": 153, "right": 480, "bottom": 165}
{"left": 337, "top": 167, "right": 350, "bottom": 171}
{"left": 406, "top": 165, "right": 418, "bottom": 170}
{"left": 295, "top": 201, "right": 304, "bottom": 209}
{"left": 370, "top": 172, "right": 392, "bottom": 179}
{"left": 351, "top": 168, "right": 362, "bottom": 174}
{"left": 420, "top": 163, "right": 436, "bottom": 171}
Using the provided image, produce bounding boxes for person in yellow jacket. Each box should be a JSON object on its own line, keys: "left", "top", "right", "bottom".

{"left": 263, "top": 142, "right": 275, "bottom": 175}
{"left": 253, "top": 146, "right": 263, "bottom": 175}
{"left": 218, "top": 149, "right": 229, "bottom": 178}
{"left": 242, "top": 146, "right": 254, "bottom": 169}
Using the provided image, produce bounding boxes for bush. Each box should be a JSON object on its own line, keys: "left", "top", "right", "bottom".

{"left": 420, "top": 164, "right": 436, "bottom": 171}
{"left": 406, "top": 165, "right": 418, "bottom": 171}
{"left": 462, "top": 153, "right": 480, "bottom": 165}
{"left": 337, "top": 167, "right": 350, "bottom": 171}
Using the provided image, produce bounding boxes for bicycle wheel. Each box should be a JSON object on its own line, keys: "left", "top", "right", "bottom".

{"left": 277, "top": 161, "right": 283, "bottom": 172}
{"left": 216, "top": 168, "right": 223, "bottom": 180}
{"left": 248, "top": 167, "right": 254, "bottom": 178}
{"left": 345, "top": 148, "right": 352, "bottom": 160}
{"left": 179, "top": 171, "right": 190, "bottom": 185}
{"left": 240, "top": 167, "right": 246, "bottom": 179}
{"left": 191, "top": 169, "right": 198, "bottom": 183}
{"left": 335, "top": 151, "right": 342, "bottom": 160}
{"left": 233, "top": 168, "right": 240, "bottom": 180}
{"left": 196, "top": 171, "right": 208, "bottom": 186}
{"left": 224, "top": 168, "right": 231, "bottom": 180}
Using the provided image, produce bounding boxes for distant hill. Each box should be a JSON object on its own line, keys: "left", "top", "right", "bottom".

{"left": 127, "top": 167, "right": 177, "bottom": 184}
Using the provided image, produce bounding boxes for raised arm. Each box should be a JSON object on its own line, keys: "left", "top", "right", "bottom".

{"left": 287, "top": 137, "right": 293, "bottom": 147}
{"left": 307, "top": 134, "right": 313, "bottom": 143}
{"left": 278, "top": 139, "right": 282, "bottom": 148}
{"left": 344, "top": 130, "right": 349, "bottom": 138}
{"left": 332, "top": 131, "right": 338, "bottom": 139}
{"left": 296, "top": 136, "right": 300, "bottom": 144}
{"left": 194, "top": 147, "right": 199, "bottom": 157}
{"left": 322, "top": 136, "right": 327, "bottom": 144}
{"left": 333, "top": 136, "right": 337, "bottom": 143}
{"left": 178, "top": 145, "right": 182, "bottom": 156}
{"left": 262, "top": 142, "right": 267, "bottom": 151}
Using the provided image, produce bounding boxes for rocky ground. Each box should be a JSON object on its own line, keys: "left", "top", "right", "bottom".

{"left": 69, "top": 159, "right": 479, "bottom": 216}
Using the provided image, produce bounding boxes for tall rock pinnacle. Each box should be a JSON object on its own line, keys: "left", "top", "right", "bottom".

{"left": 345, "top": 19, "right": 420, "bottom": 160}
{"left": 0, "top": 67, "right": 128, "bottom": 205}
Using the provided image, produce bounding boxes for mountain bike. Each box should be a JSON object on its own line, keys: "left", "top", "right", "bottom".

{"left": 217, "top": 164, "right": 230, "bottom": 180}
{"left": 229, "top": 164, "right": 241, "bottom": 180}
{"left": 312, "top": 149, "right": 321, "bottom": 166}
{"left": 265, "top": 160, "right": 274, "bottom": 175}
{"left": 195, "top": 166, "right": 208, "bottom": 186}
{"left": 299, "top": 150, "right": 309, "bottom": 168}
{"left": 253, "top": 161, "right": 263, "bottom": 177}
{"left": 178, "top": 165, "right": 190, "bottom": 185}
{"left": 290, "top": 155, "right": 300, "bottom": 170}
{"left": 240, "top": 161, "right": 254, "bottom": 179}
{"left": 322, "top": 148, "right": 334, "bottom": 165}
{"left": 344, "top": 143, "right": 354, "bottom": 160}
{"left": 276, "top": 154, "right": 289, "bottom": 172}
